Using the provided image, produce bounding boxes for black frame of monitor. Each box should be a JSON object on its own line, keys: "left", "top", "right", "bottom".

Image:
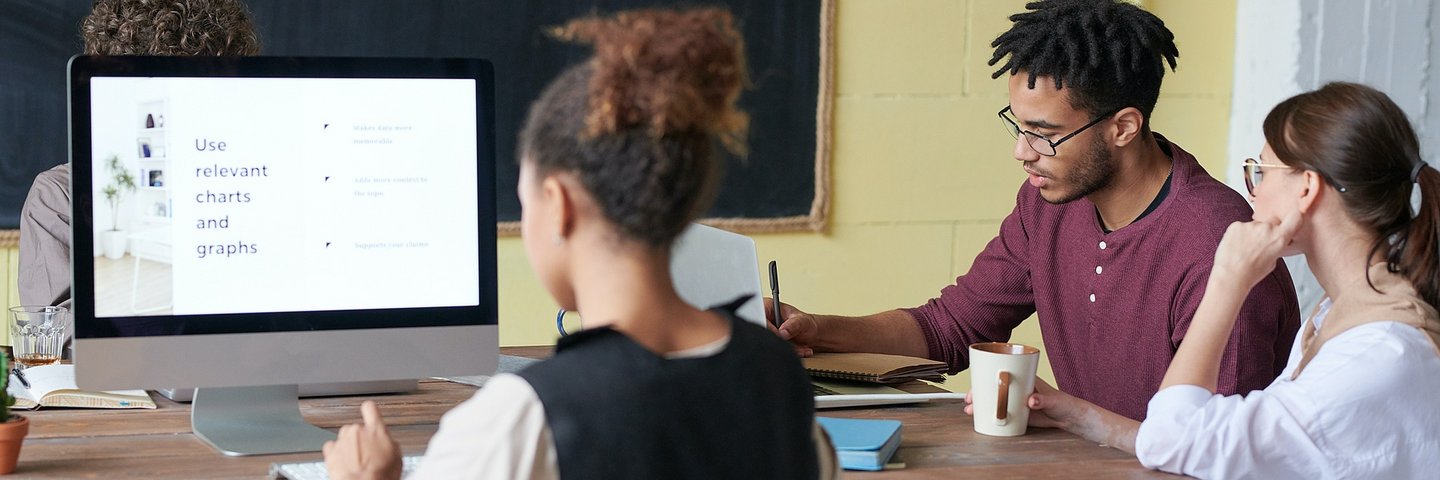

{"left": 68, "top": 55, "right": 499, "bottom": 339}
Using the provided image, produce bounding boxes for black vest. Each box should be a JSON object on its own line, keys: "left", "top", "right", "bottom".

{"left": 518, "top": 298, "right": 820, "bottom": 480}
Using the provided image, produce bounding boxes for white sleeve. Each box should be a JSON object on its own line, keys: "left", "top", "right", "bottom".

{"left": 1135, "top": 385, "right": 1323, "bottom": 479}
{"left": 1134, "top": 323, "right": 1426, "bottom": 479}
{"left": 407, "top": 374, "right": 558, "bottom": 480}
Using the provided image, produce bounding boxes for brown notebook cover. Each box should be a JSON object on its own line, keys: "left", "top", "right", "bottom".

{"left": 802, "top": 352, "right": 947, "bottom": 384}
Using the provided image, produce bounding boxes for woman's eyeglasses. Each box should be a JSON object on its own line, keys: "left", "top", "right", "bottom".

{"left": 1242, "top": 158, "right": 1291, "bottom": 195}
{"left": 1242, "top": 158, "right": 1347, "bottom": 195}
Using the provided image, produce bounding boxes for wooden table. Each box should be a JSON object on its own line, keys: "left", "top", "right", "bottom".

{"left": 824, "top": 404, "right": 1172, "bottom": 479}
{"left": 14, "top": 347, "right": 1172, "bottom": 478}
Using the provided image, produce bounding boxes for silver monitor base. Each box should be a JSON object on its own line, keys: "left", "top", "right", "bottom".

{"left": 159, "top": 378, "right": 418, "bottom": 402}
{"left": 192, "top": 385, "right": 335, "bottom": 456}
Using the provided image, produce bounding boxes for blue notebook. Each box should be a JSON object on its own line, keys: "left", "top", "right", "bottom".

{"left": 816, "top": 417, "right": 902, "bottom": 471}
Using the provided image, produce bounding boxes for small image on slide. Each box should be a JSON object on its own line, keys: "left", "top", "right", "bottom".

{"left": 93, "top": 235, "right": 175, "bottom": 317}
{"left": 93, "top": 95, "right": 175, "bottom": 317}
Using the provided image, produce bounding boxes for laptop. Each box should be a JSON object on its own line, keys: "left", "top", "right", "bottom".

{"left": 670, "top": 223, "right": 767, "bottom": 324}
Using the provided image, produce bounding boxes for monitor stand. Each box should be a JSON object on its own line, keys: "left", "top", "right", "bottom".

{"left": 192, "top": 385, "right": 335, "bottom": 456}
{"left": 159, "top": 379, "right": 418, "bottom": 402}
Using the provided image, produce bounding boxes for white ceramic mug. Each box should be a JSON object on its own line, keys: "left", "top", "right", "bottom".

{"left": 969, "top": 342, "right": 1040, "bottom": 437}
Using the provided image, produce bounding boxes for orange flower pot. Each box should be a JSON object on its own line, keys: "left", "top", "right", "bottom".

{"left": 0, "top": 415, "right": 29, "bottom": 474}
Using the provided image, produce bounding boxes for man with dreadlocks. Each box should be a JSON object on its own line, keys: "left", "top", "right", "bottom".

{"left": 770, "top": 0, "right": 1299, "bottom": 423}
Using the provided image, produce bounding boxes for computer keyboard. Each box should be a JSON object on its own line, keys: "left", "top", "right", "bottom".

{"left": 270, "top": 455, "right": 423, "bottom": 480}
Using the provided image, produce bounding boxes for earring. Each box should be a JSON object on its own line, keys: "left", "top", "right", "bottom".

{"left": 552, "top": 234, "right": 564, "bottom": 246}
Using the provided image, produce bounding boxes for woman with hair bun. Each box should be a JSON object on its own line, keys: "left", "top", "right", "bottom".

{"left": 324, "top": 8, "right": 838, "bottom": 480}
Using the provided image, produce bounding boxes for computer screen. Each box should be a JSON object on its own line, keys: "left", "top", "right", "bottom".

{"left": 69, "top": 56, "right": 498, "bottom": 455}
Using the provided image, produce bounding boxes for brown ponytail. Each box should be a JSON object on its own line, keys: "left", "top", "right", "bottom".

{"left": 519, "top": 8, "right": 749, "bottom": 248}
{"left": 1263, "top": 82, "right": 1440, "bottom": 307}
{"left": 1405, "top": 165, "right": 1440, "bottom": 307}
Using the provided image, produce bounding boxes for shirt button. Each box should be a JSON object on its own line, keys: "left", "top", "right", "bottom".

{"left": 1099, "top": 241, "right": 1108, "bottom": 250}
{"left": 1089, "top": 293, "right": 1096, "bottom": 303}
{"left": 1095, "top": 266, "right": 1103, "bottom": 274}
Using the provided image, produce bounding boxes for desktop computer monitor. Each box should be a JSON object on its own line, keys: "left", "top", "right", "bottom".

{"left": 68, "top": 56, "right": 498, "bottom": 456}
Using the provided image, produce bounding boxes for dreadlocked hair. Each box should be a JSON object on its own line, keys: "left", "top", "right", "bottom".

{"left": 989, "top": 0, "right": 1178, "bottom": 129}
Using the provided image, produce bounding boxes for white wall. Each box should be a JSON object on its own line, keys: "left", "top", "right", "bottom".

{"left": 1230, "top": 0, "right": 1437, "bottom": 315}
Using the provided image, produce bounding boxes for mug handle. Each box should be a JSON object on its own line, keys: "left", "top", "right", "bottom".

{"left": 995, "top": 370, "right": 1012, "bottom": 426}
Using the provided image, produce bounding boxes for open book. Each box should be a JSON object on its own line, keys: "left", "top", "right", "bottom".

{"left": 7, "top": 364, "right": 155, "bottom": 410}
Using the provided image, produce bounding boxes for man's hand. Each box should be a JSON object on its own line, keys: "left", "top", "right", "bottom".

{"left": 324, "top": 400, "right": 402, "bottom": 480}
{"left": 764, "top": 297, "right": 820, "bottom": 357}
{"left": 964, "top": 378, "right": 1076, "bottom": 429}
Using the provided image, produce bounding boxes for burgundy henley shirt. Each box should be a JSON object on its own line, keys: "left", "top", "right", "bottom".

{"left": 905, "top": 137, "right": 1300, "bottom": 420}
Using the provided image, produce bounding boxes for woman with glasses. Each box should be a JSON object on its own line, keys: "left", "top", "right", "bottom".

{"left": 1014, "top": 82, "right": 1440, "bottom": 478}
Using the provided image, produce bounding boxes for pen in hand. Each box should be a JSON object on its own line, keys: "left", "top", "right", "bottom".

{"left": 768, "top": 260, "right": 782, "bottom": 330}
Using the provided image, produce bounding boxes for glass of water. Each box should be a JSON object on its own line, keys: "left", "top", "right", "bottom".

{"left": 9, "top": 306, "right": 69, "bottom": 368}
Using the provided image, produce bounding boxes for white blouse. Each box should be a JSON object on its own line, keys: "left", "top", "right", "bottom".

{"left": 1135, "top": 299, "right": 1440, "bottom": 479}
{"left": 409, "top": 336, "right": 839, "bottom": 479}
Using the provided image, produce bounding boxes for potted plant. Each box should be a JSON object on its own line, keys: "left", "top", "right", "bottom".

{"left": 0, "top": 354, "right": 28, "bottom": 474}
{"left": 101, "top": 154, "right": 137, "bottom": 260}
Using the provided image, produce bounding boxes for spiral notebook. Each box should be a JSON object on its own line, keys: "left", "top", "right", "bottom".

{"left": 802, "top": 353, "right": 947, "bottom": 384}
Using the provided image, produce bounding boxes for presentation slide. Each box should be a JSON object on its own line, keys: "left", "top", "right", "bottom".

{"left": 89, "top": 77, "right": 481, "bottom": 317}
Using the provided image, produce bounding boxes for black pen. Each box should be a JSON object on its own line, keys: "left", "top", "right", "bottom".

{"left": 768, "top": 260, "right": 782, "bottom": 329}
{"left": 11, "top": 367, "right": 29, "bottom": 389}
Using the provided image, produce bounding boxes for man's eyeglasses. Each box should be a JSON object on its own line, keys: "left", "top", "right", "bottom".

{"left": 1242, "top": 157, "right": 1347, "bottom": 195}
{"left": 998, "top": 105, "right": 1122, "bottom": 157}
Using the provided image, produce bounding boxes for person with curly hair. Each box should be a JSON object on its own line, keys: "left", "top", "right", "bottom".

{"left": 20, "top": 0, "right": 260, "bottom": 311}
{"left": 322, "top": 8, "right": 838, "bottom": 480}
{"left": 81, "top": 0, "right": 260, "bottom": 56}
{"left": 771, "top": 0, "right": 1300, "bottom": 423}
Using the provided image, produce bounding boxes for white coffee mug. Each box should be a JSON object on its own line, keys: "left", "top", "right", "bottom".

{"left": 969, "top": 342, "right": 1040, "bottom": 437}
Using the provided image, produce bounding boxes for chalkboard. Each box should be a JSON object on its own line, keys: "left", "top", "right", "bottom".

{"left": 0, "top": 0, "right": 832, "bottom": 235}
{"left": 0, "top": 0, "right": 91, "bottom": 232}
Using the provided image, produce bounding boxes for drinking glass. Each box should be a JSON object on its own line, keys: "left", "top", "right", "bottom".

{"left": 9, "top": 306, "right": 69, "bottom": 368}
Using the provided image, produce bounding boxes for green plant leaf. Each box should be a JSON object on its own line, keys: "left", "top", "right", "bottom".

{"left": 103, "top": 153, "right": 135, "bottom": 231}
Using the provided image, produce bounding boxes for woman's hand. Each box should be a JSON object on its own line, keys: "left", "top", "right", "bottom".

{"left": 324, "top": 401, "right": 402, "bottom": 480}
{"left": 1211, "top": 210, "right": 1303, "bottom": 289}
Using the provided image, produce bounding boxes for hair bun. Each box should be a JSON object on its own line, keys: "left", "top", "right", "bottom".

{"left": 555, "top": 8, "right": 748, "bottom": 152}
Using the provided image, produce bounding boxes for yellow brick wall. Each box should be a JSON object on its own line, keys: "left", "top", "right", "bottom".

{"left": 498, "top": 0, "right": 1239, "bottom": 393}
{"left": 1, "top": 0, "right": 1238, "bottom": 393}
{"left": 0, "top": 249, "right": 17, "bottom": 345}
